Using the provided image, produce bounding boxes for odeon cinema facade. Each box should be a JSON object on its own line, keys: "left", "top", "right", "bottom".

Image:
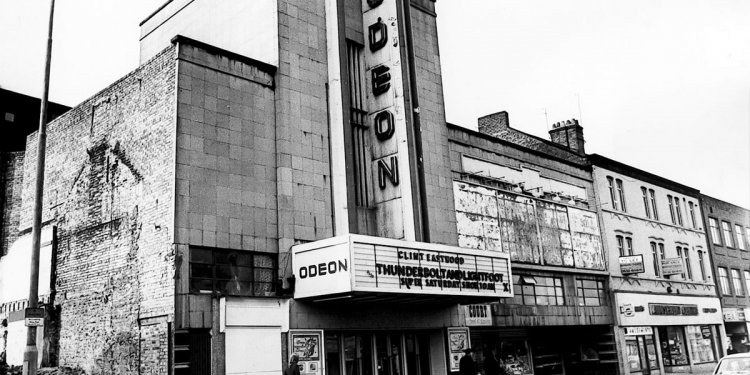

{"left": 284, "top": 1, "right": 514, "bottom": 375}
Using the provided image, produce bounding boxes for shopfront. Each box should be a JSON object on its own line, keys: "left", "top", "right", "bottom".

{"left": 724, "top": 307, "right": 750, "bottom": 353}
{"left": 291, "top": 234, "right": 514, "bottom": 375}
{"left": 615, "top": 293, "right": 725, "bottom": 374}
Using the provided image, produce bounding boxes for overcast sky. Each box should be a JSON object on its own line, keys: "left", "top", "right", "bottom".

{"left": 1, "top": 0, "right": 748, "bottom": 208}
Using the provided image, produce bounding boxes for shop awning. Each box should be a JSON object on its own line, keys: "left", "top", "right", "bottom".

{"left": 292, "top": 234, "right": 513, "bottom": 302}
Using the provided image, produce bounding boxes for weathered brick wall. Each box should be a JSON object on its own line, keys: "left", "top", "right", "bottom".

{"left": 0, "top": 152, "right": 24, "bottom": 256}
{"left": 477, "top": 111, "right": 588, "bottom": 165}
{"left": 410, "top": 2, "right": 458, "bottom": 246}
{"left": 18, "top": 46, "right": 177, "bottom": 373}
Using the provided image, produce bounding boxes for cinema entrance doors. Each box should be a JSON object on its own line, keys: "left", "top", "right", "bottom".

{"left": 324, "top": 332, "right": 433, "bottom": 375}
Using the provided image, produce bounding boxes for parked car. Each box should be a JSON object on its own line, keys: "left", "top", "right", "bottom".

{"left": 714, "top": 353, "right": 750, "bottom": 374}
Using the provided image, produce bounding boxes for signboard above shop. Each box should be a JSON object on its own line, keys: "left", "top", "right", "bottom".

{"left": 292, "top": 235, "right": 513, "bottom": 301}
{"left": 619, "top": 255, "right": 645, "bottom": 275}
{"left": 660, "top": 258, "right": 683, "bottom": 276}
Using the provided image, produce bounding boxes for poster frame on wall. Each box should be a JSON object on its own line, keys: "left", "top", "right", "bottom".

{"left": 288, "top": 330, "right": 325, "bottom": 375}
{"left": 446, "top": 327, "right": 471, "bottom": 373}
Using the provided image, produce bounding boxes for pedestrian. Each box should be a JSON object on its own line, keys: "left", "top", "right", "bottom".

{"left": 285, "top": 354, "right": 301, "bottom": 375}
{"left": 483, "top": 349, "right": 499, "bottom": 375}
{"left": 459, "top": 348, "right": 476, "bottom": 375}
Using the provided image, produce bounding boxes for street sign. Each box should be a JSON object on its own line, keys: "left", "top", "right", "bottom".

{"left": 25, "top": 307, "right": 45, "bottom": 327}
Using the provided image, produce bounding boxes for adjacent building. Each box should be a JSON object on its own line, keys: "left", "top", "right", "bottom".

{"left": 700, "top": 194, "right": 750, "bottom": 354}
{"left": 589, "top": 154, "right": 724, "bottom": 375}
{"left": 453, "top": 113, "right": 618, "bottom": 374}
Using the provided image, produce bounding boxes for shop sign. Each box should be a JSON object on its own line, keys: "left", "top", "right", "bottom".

{"left": 660, "top": 258, "right": 683, "bottom": 276}
{"left": 724, "top": 308, "right": 747, "bottom": 322}
{"left": 463, "top": 304, "right": 492, "bottom": 326}
{"left": 289, "top": 330, "right": 324, "bottom": 375}
{"left": 619, "top": 255, "right": 645, "bottom": 275}
{"left": 620, "top": 304, "right": 635, "bottom": 317}
{"left": 447, "top": 327, "right": 470, "bottom": 372}
{"left": 648, "top": 303, "right": 698, "bottom": 316}
{"left": 361, "top": 0, "right": 416, "bottom": 240}
{"left": 293, "top": 234, "right": 513, "bottom": 300}
{"left": 624, "top": 326, "right": 653, "bottom": 336}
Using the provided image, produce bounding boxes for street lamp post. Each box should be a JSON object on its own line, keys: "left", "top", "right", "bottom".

{"left": 23, "top": 0, "right": 55, "bottom": 374}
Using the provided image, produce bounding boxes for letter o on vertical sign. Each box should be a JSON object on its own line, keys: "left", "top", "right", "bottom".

{"left": 374, "top": 111, "right": 395, "bottom": 141}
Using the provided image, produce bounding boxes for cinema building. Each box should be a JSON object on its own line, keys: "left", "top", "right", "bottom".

{"left": 589, "top": 155, "right": 725, "bottom": 374}
{"left": 1, "top": 0, "right": 515, "bottom": 374}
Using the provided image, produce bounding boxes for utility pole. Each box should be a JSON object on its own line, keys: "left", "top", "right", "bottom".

{"left": 24, "top": 0, "right": 55, "bottom": 374}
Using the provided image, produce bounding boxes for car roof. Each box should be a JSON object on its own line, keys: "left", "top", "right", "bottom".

{"left": 722, "top": 353, "right": 750, "bottom": 359}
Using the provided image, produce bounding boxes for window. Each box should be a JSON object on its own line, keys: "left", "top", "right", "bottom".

{"left": 731, "top": 269, "right": 744, "bottom": 296}
{"left": 722, "top": 221, "right": 734, "bottom": 247}
{"left": 616, "top": 179, "right": 627, "bottom": 212}
{"left": 676, "top": 246, "right": 686, "bottom": 279}
{"left": 667, "top": 195, "right": 676, "bottom": 224}
{"left": 513, "top": 275, "right": 564, "bottom": 306}
{"left": 641, "top": 187, "right": 651, "bottom": 218}
{"left": 674, "top": 197, "right": 683, "bottom": 226}
{"left": 735, "top": 224, "right": 746, "bottom": 250}
{"left": 576, "top": 278, "right": 606, "bottom": 306}
{"left": 189, "top": 248, "right": 277, "bottom": 296}
{"left": 651, "top": 242, "right": 660, "bottom": 277}
{"left": 697, "top": 250, "right": 706, "bottom": 281}
{"left": 683, "top": 247, "right": 693, "bottom": 280}
{"left": 746, "top": 227, "right": 750, "bottom": 250}
{"left": 745, "top": 271, "right": 750, "bottom": 297}
{"left": 658, "top": 326, "right": 689, "bottom": 366}
{"left": 607, "top": 176, "right": 619, "bottom": 210}
{"left": 649, "top": 189, "right": 659, "bottom": 220}
{"left": 718, "top": 267, "right": 731, "bottom": 295}
{"left": 686, "top": 325, "right": 716, "bottom": 364}
{"left": 688, "top": 201, "right": 697, "bottom": 229}
{"left": 709, "top": 218, "right": 721, "bottom": 245}
{"left": 617, "top": 235, "right": 633, "bottom": 257}
{"left": 626, "top": 335, "right": 658, "bottom": 372}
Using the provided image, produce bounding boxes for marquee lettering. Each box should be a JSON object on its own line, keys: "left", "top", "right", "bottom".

{"left": 377, "top": 156, "right": 399, "bottom": 188}
{"left": 374, "top": 110, "right": 395, "bottom": 140}
{"left": 299, "top": 259, "right": 348, "bottom": 279}
{"left": 371, "top": 65, "right": 391, "bottom": 96}
{"left": 368, "top": 18, "right": 388, "bottom": 52}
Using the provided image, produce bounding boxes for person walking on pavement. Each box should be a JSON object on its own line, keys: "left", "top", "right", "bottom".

{"left": 285, "top": 354, "right": 301, "bottom": 375}
{"left": 459, "top": 348, "right": 477, "bottom": 375}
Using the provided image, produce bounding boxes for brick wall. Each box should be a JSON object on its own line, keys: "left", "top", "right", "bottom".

{"left": 18, "top": 46, "right": 177, "bottom": 373}
{"left": 0, "top": 152, "right": 24, "bottom": 256}
{"left": 477, "top": 111, "right": 588, "bottom": 165}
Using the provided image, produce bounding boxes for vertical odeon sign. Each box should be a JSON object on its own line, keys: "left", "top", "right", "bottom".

{"left": 362, "top": 0, "right": 416, "bottom": 240}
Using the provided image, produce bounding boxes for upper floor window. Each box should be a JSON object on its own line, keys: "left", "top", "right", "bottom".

{"left": 676, "top": 246, "right": 687, "bottom": 279}
{"left": 731, "top": 269, "right": 745, "bottom": 296}
{"left": 649, "top": 189, "right": 659, "bottom": 220}
{"left": 616, "top": 179, "right": 627, "bottom": 212}
{"left": 641, "top": 187, "right": 651, "bottom": 218}
{"left": 189, "top": 248, "right": 277, "bottom": 296}
{"left": 734, "top": 224, "right": 746, "bottom": 250}
{"left": 718, "top": 267, "right": 731, "bottom": 295}
{"left": 708, "top": 218, "right": 721, "bottom": 245}
{"left": 651, "top": 242, "right": 661, "bottom": 277}
{"left": 513, "top": 274, "right": 564, "bottom": 306}
{"left": 688, "top": 201, "right": 697, "bottom": 229}
{"left": 674, "top": 197, "right": 684, "bottom": 226}
{"left": 746, "top": 227, "right": 750, "bottom": 250}
{"left": 745, "top": 271, "right": 750, "bottom": 297}
{"left": 617, "top": 235, "right": 634, "bottom": 257}
{"left": 697, "top": 250, "right": 707, "bottom": 281}
{"left": 607, "top": 176, "right": 619, "bottom": 210}
{"left": 667, "top": 195, "right": 676, "bottom": 224}
{"left": 576, "top": 278, "right": 606, "bottom": 306}
{"left": 682, "top": 247, "right": 693, "bottom": 281}
{"left": 722, "top": 221, "right": 734, "bottom": 247}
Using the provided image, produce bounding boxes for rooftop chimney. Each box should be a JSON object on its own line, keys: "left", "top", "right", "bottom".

{"left": 548, "top": 118, "right": 585, "bottom": 155}
{"left": 477, "top": 111, "right": 510, "bottom": 137}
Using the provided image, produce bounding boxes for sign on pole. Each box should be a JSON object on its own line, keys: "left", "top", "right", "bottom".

{"left": 24, "top": 307, "right": 45, "bottom": 327}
